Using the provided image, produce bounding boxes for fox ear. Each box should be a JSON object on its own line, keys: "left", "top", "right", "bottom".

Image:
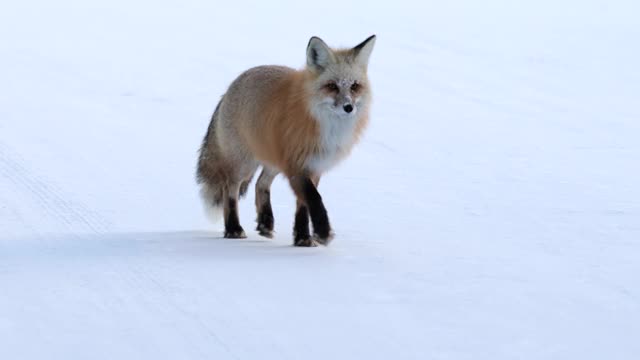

{"left": 307, "top": 37, "right": 335, "bottom": 72}
{"left": 352, "top": 35, "right": 376, "bottom": 67}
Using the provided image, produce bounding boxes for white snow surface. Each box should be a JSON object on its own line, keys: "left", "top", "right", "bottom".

{"left": 2, "top": 1, "right": 640, "bottom": 359}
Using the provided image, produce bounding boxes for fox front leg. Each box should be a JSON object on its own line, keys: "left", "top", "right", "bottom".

{"left": 289, "top": 175, "right": 333, "bottom": 246}
{"left": 293, "top": 199, "right": 313, "bottom": 247}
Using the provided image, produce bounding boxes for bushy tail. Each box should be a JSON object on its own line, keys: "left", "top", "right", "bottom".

{"left": 196, "top": 97, "right": 255, "bottom": 224}
{"left": 199, "top": 181, "right": 224, "bottom": 223}
{"left": 196, "top": 100, "right": 225, "bottom": 223}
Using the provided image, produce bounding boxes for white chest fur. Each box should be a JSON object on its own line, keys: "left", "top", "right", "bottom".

{"left": 305, "top": 108, "right": 359, "bottom": 174}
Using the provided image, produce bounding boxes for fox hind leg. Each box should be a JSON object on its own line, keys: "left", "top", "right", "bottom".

{"left": 255, "top": 166, "right": 279, "bottom": 238}
{"left": 239, "top": 171, "right": 255, "bottom": 199}
{"left": 223, "top": 181, "right": 246, "bottom": 238}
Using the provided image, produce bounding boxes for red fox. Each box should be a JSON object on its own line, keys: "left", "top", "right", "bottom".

{"left": 196, "top": 35, "right": 376, "bottom": 246}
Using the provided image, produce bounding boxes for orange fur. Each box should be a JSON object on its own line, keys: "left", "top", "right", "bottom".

{"left": 240, "top": 70, "right": 369, "bottom": 177}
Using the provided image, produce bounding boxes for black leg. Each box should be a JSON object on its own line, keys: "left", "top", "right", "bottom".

{"left": 224, "top": 185, "right": 246, "bottom": 239}
{"left": 293, "top": 201, "right": 314, "bottom": 247}
{"left": 256, "top": 189, "right": 274, "bottom": 238}
{"left": 255, "top": 167, "right": 278, "bottom": 238}
{"left": 289, "top": 175, "right": 333, "bottom": 245}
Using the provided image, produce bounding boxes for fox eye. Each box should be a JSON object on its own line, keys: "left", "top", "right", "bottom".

{"left": 325, "top": 82, "right": 339, "bottom": 92}
{"left": 350, "top": 82, "right": 361, "bottom": 92}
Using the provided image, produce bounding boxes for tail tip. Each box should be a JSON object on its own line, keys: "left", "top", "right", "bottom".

{"left": 199, "top": 183, "right": 223, "bottom": 224}
{"left": 204, "top": 203, "right": 223, "bottom": 224}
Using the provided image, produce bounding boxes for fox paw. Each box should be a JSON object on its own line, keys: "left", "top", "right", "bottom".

{"left": 313, "top": 232, "right": 334, "bottom": 246}
{"left": 293, "top": 237, "right": 317, "bottom": 247}
{"left": 256, "top": 223, "right": 274, "bottom": 239}
{"left": 256, "top": 212, "right": 274, "bottom": 239}
{"left": 224, "top": 228, "right": 247, "bottom": 239}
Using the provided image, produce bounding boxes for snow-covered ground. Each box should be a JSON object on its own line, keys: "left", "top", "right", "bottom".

{"left": 1, "top": 1, "right": 639, "bottom": 359}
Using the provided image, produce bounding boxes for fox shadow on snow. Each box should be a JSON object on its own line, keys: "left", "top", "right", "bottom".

{"left": 3, "top": 230, "right": 328, "bottom": 263}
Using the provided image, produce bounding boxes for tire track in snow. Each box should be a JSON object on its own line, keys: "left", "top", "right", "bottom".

{"left": 0, "top": 143, "right": 110, "bottom": 234}
{"left": 0, "top": 142, "right": 238, "bottom": 356}
{"left": 0, "top": 142, "right": 235, "bottom": 355}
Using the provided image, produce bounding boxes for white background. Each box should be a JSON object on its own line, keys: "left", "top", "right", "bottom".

{"left": 1, "top": 1, "right": 639, "bottom": 359}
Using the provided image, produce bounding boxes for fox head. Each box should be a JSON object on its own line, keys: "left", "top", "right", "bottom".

{"left": 305, "top": 35, "right": 376, "bottom": 119}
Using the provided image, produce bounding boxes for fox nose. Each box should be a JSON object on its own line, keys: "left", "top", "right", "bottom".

{"left": 343, "top": 104, "right": 354, "bottom": 113}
